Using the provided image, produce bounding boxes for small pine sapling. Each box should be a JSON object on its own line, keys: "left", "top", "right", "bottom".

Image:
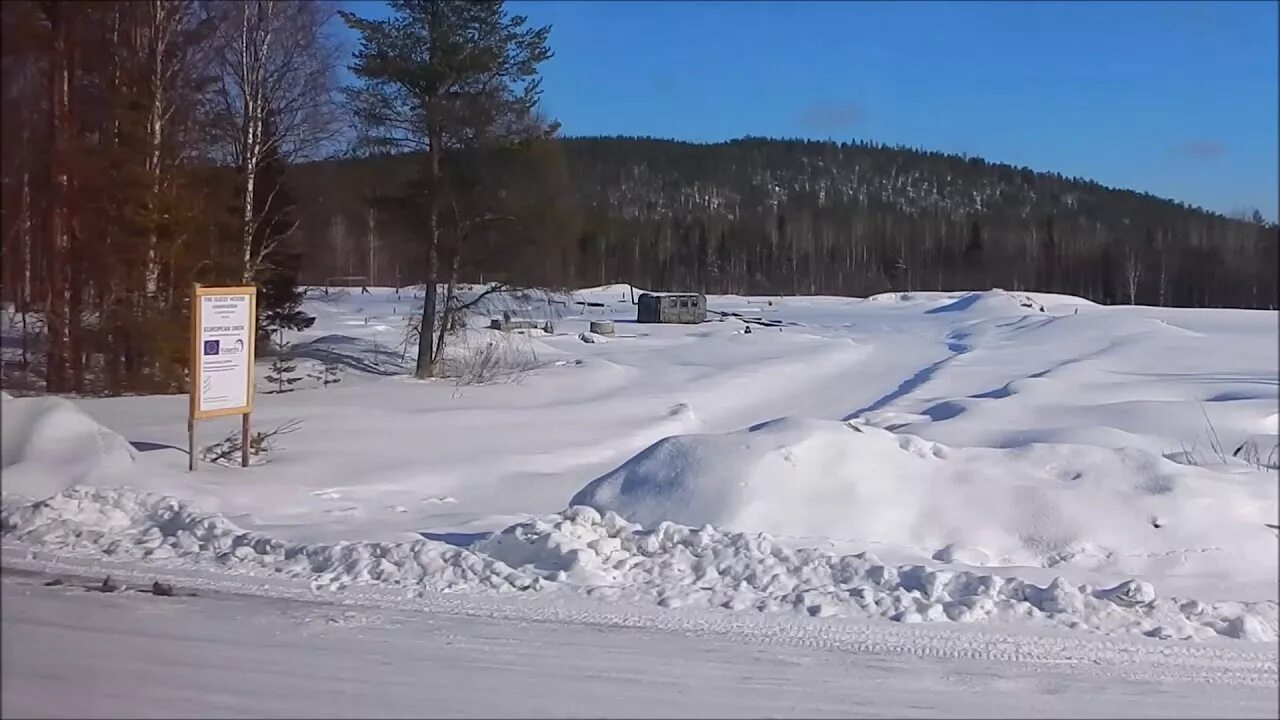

{"left": 265, "top": 329, "right": 302, "bottom": 393}
{"left": 307, "top": 358, "right": 344, "bottom": 387}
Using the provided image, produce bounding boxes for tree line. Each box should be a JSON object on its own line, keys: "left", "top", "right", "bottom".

{"left": 1, "top": 0, "right": 342, "bottom": 394}
{"left": 294, "top": 136, "right": 1278, "bottom": 311}
{"left": 1, "top": 0, "right": 564, "bottom": 389}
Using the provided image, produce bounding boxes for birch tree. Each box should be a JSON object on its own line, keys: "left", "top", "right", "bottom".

{"left": 137, "top": 0, "right": 199, "bottom": 295}
{"left": 204, "top": 0, "right": 342, "bottom": 283}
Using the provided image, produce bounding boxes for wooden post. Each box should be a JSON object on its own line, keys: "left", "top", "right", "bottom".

{"left": 188, "top": 417, "right": 197, "bottom": 472}
{"left": 240, "top": 413, "right": 250, "bottom": 468}
{"left": 189, "top": 283, "right": 200, "bottom": 472}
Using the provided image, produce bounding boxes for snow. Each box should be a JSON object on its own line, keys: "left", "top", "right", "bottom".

{"left": 3, "top": 483, "right": 1274, "bottom": 641}
{"left": 2, "top": 284, "right": 1279, "bottom": 712}
{"left": 0, "top": 397, "right": 137, "bottom": 500}
{"left": 571, "top": 417, "right": 1277, "bottom": 597}
{"left": 4, "top": 572, "right": 1275, "bottom": 719}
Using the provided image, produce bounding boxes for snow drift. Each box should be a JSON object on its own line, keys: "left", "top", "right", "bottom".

{"left": 1, "top": 396, "right": 136, "bottom": 500}
{"left": 0, "top": 486, "right": 541, "bottom": 594}
{"left": 2, "top": 487, "right": 1276, "bottom": 642}
{"left": 571, "top": 418, "right": 1278, "bottom": 582}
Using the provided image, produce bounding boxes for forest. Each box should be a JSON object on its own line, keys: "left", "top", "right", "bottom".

{"left": 1, "top": 0, "right": 1276, "bottom": 397}
{"left": 294, "top": 136, "right": 1279, "bottom": 309}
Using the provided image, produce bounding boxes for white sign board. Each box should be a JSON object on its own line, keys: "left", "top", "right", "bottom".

{"left": 192, "top": 287, "right": 256, "bottom": 418}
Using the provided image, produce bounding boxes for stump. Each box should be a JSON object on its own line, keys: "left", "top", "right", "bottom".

{"left": 589, "top": 320, "right": 615, "bottom": 336}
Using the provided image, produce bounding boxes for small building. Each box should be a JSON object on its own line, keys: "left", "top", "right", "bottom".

{"left": 636, "top": 292, "right": 706, "bottom": 324}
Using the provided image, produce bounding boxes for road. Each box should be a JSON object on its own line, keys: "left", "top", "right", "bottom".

{"left": 2, "top": 569, "right": 1276, "bottom": 718}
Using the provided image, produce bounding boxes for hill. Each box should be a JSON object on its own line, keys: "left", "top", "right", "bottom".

{"left": 290, "top": 136, "right": 1277, "bottom": 308}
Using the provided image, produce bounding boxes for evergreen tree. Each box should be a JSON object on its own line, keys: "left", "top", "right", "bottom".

{"left": 341, "top": 0, "right": 556, "bottom": 378}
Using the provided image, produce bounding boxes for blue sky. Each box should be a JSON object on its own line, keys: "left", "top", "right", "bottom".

{"left": 336, "top": 1, "right": 1279, "bottom": 220}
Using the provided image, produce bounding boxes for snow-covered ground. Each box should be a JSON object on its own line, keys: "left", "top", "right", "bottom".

{"left": 3, "top": 568, "right": 1277, "bottom": 719}
{"left": 3, "top": 284, "right": 1277, "bottom": 715}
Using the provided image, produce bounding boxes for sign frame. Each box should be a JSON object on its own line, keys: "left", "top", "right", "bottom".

{"left": 189, "top": 284, "right": 258, "bottom": 470}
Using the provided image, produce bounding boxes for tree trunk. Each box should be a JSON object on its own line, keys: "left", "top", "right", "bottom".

{"left": 239, "top": 0, "right": 274, "bottom": 284}
{"left": 143, "top": 1, "right": 169, "bottom": 296}
{"left": 18, "top": 172, "right": 32, "bottom": 369}
{"left": 414, "top": 129, "right": 441, "bottom": 379}
{"left": 434, "top": 250, "right": 461, "bottom": 368}
{"left": 367, "top": 206, "right": 377, "bottom": 284}
{"left": 45, "top": 4, "right": 73, "bottom": 393}
{"left": 105, "top": 3, "right": 123, "bottom": 394}
{"left": 19, "top": 172, "right": 32, "bottom": 313}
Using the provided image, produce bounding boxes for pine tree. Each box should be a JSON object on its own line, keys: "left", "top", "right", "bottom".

{"left": 341, "top": 0, "right": 556, "bottom": 379}
{"left": 264, "top": 331, "right": 302, "bottom": 393}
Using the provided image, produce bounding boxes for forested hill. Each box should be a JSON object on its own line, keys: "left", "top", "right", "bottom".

{"left": 292, "top": 136, "right": 1278, "bottom": 309}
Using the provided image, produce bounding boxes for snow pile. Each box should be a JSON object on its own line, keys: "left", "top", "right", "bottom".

{"left": 863, "top": 288, "right": 1096, "bottom": 314}
{"left": 1, "top": 397, "right": 137, "bottom": 500}
{"left": 478, "top": 506, "right": 1278, "bottom": 641}
{"left": 572, "top": 418, "right": 1278, "bottom": 579}
{"left": 0, "top": 486, "right": 543, "bottom": 594}
{"left": 5, "top": 486, "right": 1275, "bottom": 642}
{"left": 922, "top": 290, "right": 1046, "bottom": 315}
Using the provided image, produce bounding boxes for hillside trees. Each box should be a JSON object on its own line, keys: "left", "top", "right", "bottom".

{"left": 288, "top": 136, "right": 1277, "bottom": 310}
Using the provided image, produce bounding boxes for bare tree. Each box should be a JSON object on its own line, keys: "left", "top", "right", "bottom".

{"left": 136, "top": 0, "right": 204, "bottom": 295}
{"left": 203, "top": 0, "right": 343, "bottom": 282}
{"left": 1122, "top": 244, "right": 1142, "bottom": 305}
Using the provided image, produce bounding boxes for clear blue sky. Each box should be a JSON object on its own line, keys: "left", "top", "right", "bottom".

{"left": 336, "top": 0, "right": 1279, "bottom": 220}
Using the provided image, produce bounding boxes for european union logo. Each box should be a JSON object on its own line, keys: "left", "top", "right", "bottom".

{"left": 203, "top": 340, "right": 220, "bottom": 356}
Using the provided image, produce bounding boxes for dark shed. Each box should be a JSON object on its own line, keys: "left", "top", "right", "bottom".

{"left": 636, "top": 293, "right": 707, "bottom": 324}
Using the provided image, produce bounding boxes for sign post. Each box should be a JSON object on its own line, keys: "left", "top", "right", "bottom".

{"left": 189, "top": 284, "right": 257, "bottom": 470}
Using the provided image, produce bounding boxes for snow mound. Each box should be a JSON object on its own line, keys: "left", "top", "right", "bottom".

{"left": 0, "top": 487, "right": 542, "bottom": 594}
{"left": 862, "top": 289, "right": 1093, "bottom": 314}
{"left": 924, "top": 289, "right": 1046, "bottom": 315}
{"left": 571, "top": 418, "right": 1278, "bottom": 576}
{"left": 2, "top": 487, "right": 1275, "bottom": 641}
{"left": 1, "top": 397, "right": 136, "bottom": 500}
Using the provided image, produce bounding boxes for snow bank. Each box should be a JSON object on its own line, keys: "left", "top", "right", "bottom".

{"left": 0, "top": 487, "right": 542, "bottom": 594}
{"left": 865, "top": 288, "right": 1094, "bottom": 314}
{"left": 479, "top": 506, "right": 1277, "bottom": 641}
{"left": 1, "top": 397, "right": 136, "bottom": 500}
{"left": 571, "top": 418, "right": 1278, "bottom": 578}
{"left": 922, "top": 289, "right": 1046, "bottom": 315}
{"left": 3, "top": 486, "right": 1275, "bottom": 641}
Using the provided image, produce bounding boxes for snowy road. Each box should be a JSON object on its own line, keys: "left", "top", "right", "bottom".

{"left": 2, "top": 569, "right": 1276, "bottom": 718}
